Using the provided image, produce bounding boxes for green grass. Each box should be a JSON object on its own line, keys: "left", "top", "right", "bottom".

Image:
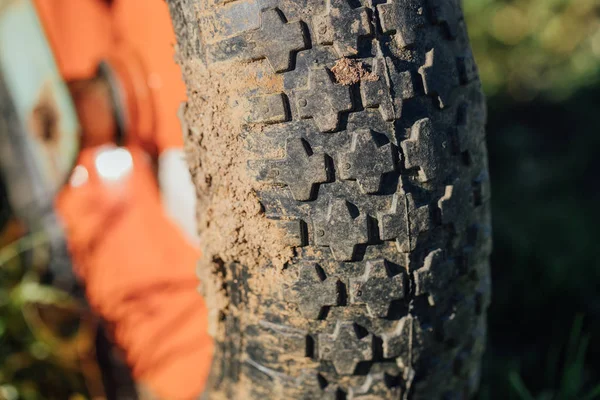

{"left": 506, "top": 315, "right": 600, "bottom": 400}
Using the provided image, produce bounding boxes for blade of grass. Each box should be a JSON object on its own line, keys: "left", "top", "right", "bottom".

{"left": 564, "top": 314, "right": 584, "bottom": 367}
{"left": 509, "top": 371, "right": 536, "bottom": 400}
{"left": 581, "top": 385, "right": 600, "bottom": 400}
{"left": 545, "top": 341, "right": 561, "bottom": 387}
{"left": 0, "top": 231, "right": 49, "bottom": 270}
{"left": 559, "top": 314, "right": 586, "bottom": 398}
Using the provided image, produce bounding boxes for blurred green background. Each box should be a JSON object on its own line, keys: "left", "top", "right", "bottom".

{"left": 466, "top": 0, "right": 600, "bottom": 398}
{"left": 1, "top": 0, "right": 600, "bottom": 398}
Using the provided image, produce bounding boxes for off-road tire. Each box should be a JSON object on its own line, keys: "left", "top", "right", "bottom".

{"left": 168, "top": 0, "right": 491, "bottom": 398}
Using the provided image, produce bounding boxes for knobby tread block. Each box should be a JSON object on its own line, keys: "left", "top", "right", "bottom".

{"left": 318, "top": 321, "right": 374, "bottom": 375}
{"left": 413, "top": 249, "right": 456, "bottom": 304}
{"left": 378, "top": 190, "right": 432, "bottom": 253}
{"left": 348, "top": 259, "right": 405, "bottom": 318}
{"left": 169, "top": 0, "right": 491, "bottom": 397}
{"left": 378, "top": 0, "right": 427, "bottom": 48}
{"left": 312, "top": 197, "right": 371, "bottom": 261}
{"left": 249, "top": 137, "right": 331, "bottom": 201}
{"left": 294, "top": 67, "right": 354, "bottom": 132}
{"left": 401, "top": 117, "right": 450, "bottom": 182}
{"left": 291, "top": 263, "right": 341, "bottom": 319}
{"left": 360, "top": 57, "right": 398, "bottom": 122}
{"left": 418, "top": 47, "right": 460, "bottom": 109}
{"left": 313, "top": 0, "right": 373, "bottom": 57}
{"left": 338, "top": 129, "right": 396, "bottom": 194}
{"left": 206, "top": 8, "right": 308, "bottom": 73}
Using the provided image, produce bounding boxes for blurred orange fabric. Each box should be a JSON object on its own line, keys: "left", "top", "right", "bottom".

{"left": 35, "top": 0, "right": 188, "bottom": 153}
{"left": 35, "top": 0, "right": 213, "bottom": 398}
{"left": 56, "top": 147, "right": 212, "bottom": 399}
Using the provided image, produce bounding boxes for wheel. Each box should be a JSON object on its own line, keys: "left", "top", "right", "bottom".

{"left": 167, "top": 0, "right": 492, "bottom": 398}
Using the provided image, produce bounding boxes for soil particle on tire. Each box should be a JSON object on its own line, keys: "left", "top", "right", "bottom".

{"left": 331, "top": 57, "right": 379, "bottom": 85}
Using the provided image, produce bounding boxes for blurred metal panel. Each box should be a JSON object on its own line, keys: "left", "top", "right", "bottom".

{"left": 0, "top": 0, "right": 80, "bottom": 293}
{"left": 0, "top": 0, "right": 79, "bottom": 225}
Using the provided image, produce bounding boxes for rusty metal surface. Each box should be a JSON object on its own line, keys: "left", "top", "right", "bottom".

{"left": 0, "top": 0, "right": 79, "bottom": 225}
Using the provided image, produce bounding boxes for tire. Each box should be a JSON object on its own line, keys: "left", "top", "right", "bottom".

{"left": 167, "top": 0, "right": 491, "bottom": 399}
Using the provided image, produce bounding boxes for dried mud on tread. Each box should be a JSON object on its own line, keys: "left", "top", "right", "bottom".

{"left": 177, "top": 58, "right": 293, "bottom": 333}
{"left": 331, "top": 58, "right": 379, "bottom": 86}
